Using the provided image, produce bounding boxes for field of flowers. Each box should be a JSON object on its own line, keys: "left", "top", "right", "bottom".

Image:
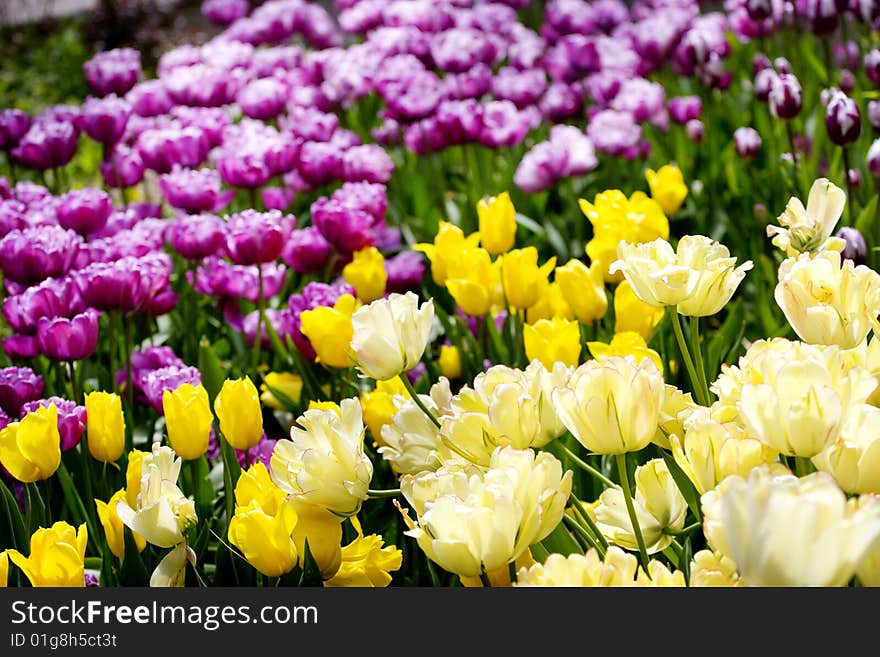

{"left": 1, "top": 0, "right": 880, "bottom": 588}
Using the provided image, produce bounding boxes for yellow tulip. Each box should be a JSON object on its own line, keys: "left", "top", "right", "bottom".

{"left": 343, "top": 246, "right": 387, "bottom": 303}
{"left": 523, "top": 317, "right": 581, "bottom": 369}
{"left": 0, "top": 550, "right": 7, "bottom": 587}
{"left": 214, "top": 376, "right": 263, "bottom": 451}
{"left": 580, "top": 189, "right": 669, "bottom": 283}
{"left": 646, "top": 164, "right": 688, "bottom": 216}
{"left": 259, "top": 372, "right": 303, "bottom": 411}
{"left": 299, "top": 294, "right": 360, "bottom": 369}
{"left": 125, "top": 449, "right": 148, "bottom": 507}
{"left": 7, "top": 522, "right": 87, "bottom": 587}
{"left": 588, "top": 331, "right": 663, "bottom": 373}
{"left": 500, "top": 247, "right": 556, "bottom": 311}
{"left": 414, "top": 221, "right": 482, "bottom": 286}
{"left": 96, "top": 489, "right": 146, "bottom": 559}
{"left": 438, "top": 344, "right": 462, "bottom": 379}
{"left": 554, "top": 258, "right": 608, "bottom": 324}
{"left": 291, "top": 499, "right": 343, "bottom": 579}
{"left": 0, "top": 403, "right": 61, "bottom": 482}
{"left": 235, "top": 462, "right": 287, "bottom": 515}
{"left": 613, "top": 279, "right": 665, "bottom": 340}
{"left": 162, "top": 383, "right": 213, "bottom": 460}
{"left": 526, "top": 282, "right": 574, "bottom": 323}
{"left": 445, "top": 247, "right": 503, "bottom": 316}
{"left": 360, "top": 377, "right": 410, "bottom": 446}
{"left": 308, "top": 400, "right": 342, "bottom": 413}
{"left": 229, "top": 500, "right": 299, "bottom": 578}
{"left": 85, "top": 391, "right": 125, "bottom": 464}
{"left": 324, "top": 517, "right": 402, "bottom": 587}
{"left": 477, "top": 191, "right": 517, "bottom": 255}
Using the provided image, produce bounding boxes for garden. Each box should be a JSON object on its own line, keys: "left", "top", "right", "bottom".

{"left": 1, "top": 0, "right": 880, "bottom": 588}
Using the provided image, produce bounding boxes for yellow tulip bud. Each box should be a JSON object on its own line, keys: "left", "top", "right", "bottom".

{"left": 125, "top": 449, "right": 148, "bottom": 507}
{"left": 308, "top": 400, "right": 342, "bottom": 413}
{"left": 438, "top": 344, "right": 462, "bottom": 379}
{"left": 360, "top": 377, "right": 410, "bottom": 446}
{"left": 259, "top": 372, "right": 303, "bottom": 411}
{"left": 445, "top": 247, "right": 503, "bottom": 317}
{"left": 414, "top": 221, "right": 482, "bottom": 286}
{"left": 235, "top": 462, "right": 287, "bottom": 515}
{"left": 646, "top": 164, "right": 688, "bottom": 216}
{"left": 588, "top": 331, "right": 663, "bottom": 373}
{"left": 96, "top": 489, "right": 146, "bottom": 559}
{"left": 214, "top": 376, "right": 263, "bottom": 451}
{"left": 290, "top": 499, "right": 343, "bottom": 579}
{"left": 162, "top": 383, "right": 213, "bottom": 460}
{"left": 0, "top": 550, "right": 7, "bottom": 587}
{"left": 613, "top": 279, "right": 665, "bottom": 341}
{"left": 85, "top": 391, "right": 125, "bottom": 464}
{"left": 299, "top": 294, "right": 360, "bottom": 369}
{"left": 500, "top": 247, "right": 556, "bottom": 310}
{"left": 343, "top": 246, "right": 387, "bottom": 303}
{"left": 7, "top": 522, "right": 87, "bottom": 587}
{"left": 324, "top": 518, "right": 402, "bottom": 587}
{"left": 229, "top": 500, "right": 299, "bottom": 577}
{"left": 0, "top": 403, "right": 61, "bottom": 482}
{"left": 523, "top": 317, "right": 581, "bottom": 369}
{"left": 555, "top": 258, "right": 608, "bottom": 324}
{"left": 526, "top": 282, "right": 574, "bottom": 323}
{"left": 477, "top": 191, "right": 517, "bottom": 255}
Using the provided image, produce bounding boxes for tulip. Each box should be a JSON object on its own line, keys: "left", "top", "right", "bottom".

{"left": 96, "top": 489, "right": 146, "bottom": 559}
{"left": 837, "top": 227, "right": 868, "bottom": 266}
{"left": 116, "top": 442, "right": 197, "bottom": 548}
{"left": 343, "top": 247, "right": 387, "bottom": 303}
{"left": 767, "top": 178, "right": 847, "bottom": 256}
{"left": 554, "top": 258, "right": 608, "bottom": 325}
{"left": 83, "top": 48, "right": 141, "bottom": 97}
{"left": 0, "top": 226, "right": 81, "bottom": 286}
{"left": 84, "top": 391, "right": 125, "bottom": 463}
{"left": 349, "top": 291, "right": 434, "bottom": 381}
{"left": 282, "top": 227, "right": 333, "bottom": 275}
{"left": 825, "top": 89, "right": 861, "bottom": 146}
{"left": 324, "top": 518, "right": 403, "bottom": 587}
{"left": 0, "top": 403, "right": 61, "bottom": 482}
{"left": 523, "top": 317, "right": 580, "bottom": 369}
{"left": 477, "top": 192, "right": 517, "bottom": 255}
{"left": 813, "top": 406, "right": 880, "bottom": 494}
{"left": 768, "top": 73, "right": 802, "bottom": 119}
{"left": 150, "top": 542, "right": 196, "bottom": 588}
{"left": 36, "top": 309, "right": 100, "bottom": 362}
{"left": 159, "top": 167, "right": 234, "bottom": 214}
{"left": 238, "top": 77, "right": 288, "bottom": 121}
{"left": 162, "top": 384, "right": 213, "bottom": 461}
{"left": 733, "top": 127, "right": 762, "bottom": 158}
{"left": 0, "top": 109, "right": 31, "bottom": 151}
{"left": 0, "top": 550, "right": 7, "bottom": 587}
{"left": 438, "top": 344, "right": 462, "bottom": 380}
{"left": 588, "top": 332, "right": 663, "bottom": 373}
{"left": 11, "top": 120, "right": 78, "bottom": 171}
{"left": 552, "top": 355, "right": 665, "bottom": 454}
{"left": 20, "top": 397, "right": 85, "bottom": 452}
{"left": 385, "top": 251, "right": 427, "bottom": 294}
{"left": 270, "top": 398, "right": 373, "bottom": 517}
{"left": 76, "top": 94, "right": 131, "bottom": 145}
{"left": 359, "top": 377, "right": 410, "bottom": 445}
{"left": 224, "top": 209, "right": 293, "bottom": 266}
{"left": 444, "top": 247, "right": 504, "bottom": 317}
{"left": 229, "top": 500, "right": 299, "bottom": 577}
{"left": 0, "top": 367, "right": 45, "bottom": 417}
{"left": 6, "top": 522, "right": 87, "bottom": 587}
{"left": 516, "top": 547, "right": 648, "bottom": 587}
{"left": 413, "top": 221, "right": 481, "bottom": 286}
{"left": 100, "top": 143, "right": 144, "bottom": 188}
{"left": 259, "top": 372, "right": 303, "bottom": 411}
{"left": 299, "top": 294, "right": 360, "bottom": 369}
{"left": 612, "top": 280, "right": 664, "bottom": 341}
{"left": 214, "top": 376, "right": 263, "bottom": 452}
{"left": 702, "top": 465, "right": 880, "bottom": 586}
{"left": 689, "top": 550, "right": 744, "bottom": 587}
{"left": 166, "top": 213, "right": 226, "bottom": 260}
{"left": 501, "top": 247, "right": 556, "bottom": 311}
{"left": 57, "top": 188, "right": 113, "bottom": 236}
{"left": 645, "top": 165, "right": 688, "bottom": 216}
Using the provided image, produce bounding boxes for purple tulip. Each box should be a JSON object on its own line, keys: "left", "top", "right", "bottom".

{"left": 56, "top": 188, "right": 113, "bottom": 236}
{"left": 136, "top": 126, "right": 210, "bottom": 174}
{"left": 0, "top": 367, "right": 45, "bottom": 416}
{"left": 825, "top": 89, "right": 861, "bottom": 145}
{"left": 385, "top": 251, "right": 426, "bottom": 293}
{"left": 0, "top": 199, "right": 25, "bottom": 237}
{"left": 280, "top": 106, "right": 338, "bottom": 143}
{"left": 167, "top": 213, "right": 226, "bottom": 260}
{"left": 169, "top": 106, "right": 231, "bottom": 148}
{"left": 297, "top": 141, "right": 344, "bottom": 187}
{"left": 868, "top": 139, "right": 880, "bottom": 177}
{"left": 191, "top": 257, "right": 286, "bottom": 302}
{"left": 141, "top": 365, "right": 202, "bottom": 413}
{"left": 75, "top": 259, "right": 151, "bottom": 312}
{"left": 287, "top": 280, "right": 355, "bottom": 360}
{"left": 865, "top": 50, "right": 880, "bottom": 85}
{"left": 262, "top": 186, "right": 295, "bottom": 211}
{"left": 36, "top": 309, "right": 99, "bottom": 362}
{"left": 84, "top": 48, "right": 141, "bottom": 97}
{"left": 836, "top": 227, "right": 868, "bottom": 266}
{"left": 852, "top": 0, "right": 880, "bottom": 22}
{"left": 202, "top": 0, "right": 250, "bottom": 25}
{"left": 310, "top": 196, "right": 376, "bottom": 256}
{"left": 0, "top": 177, "right": 10, "bottom": 201}
{"left": 341, "top": 144, "right": 394, "bottom": 184}
{"left": 868, "top": 100, "right": 880, "bottom": 130}
{"left": 2, "top": 334, "right": 40, "bottom": 360}
{"left": 587, "top": 109, "right": 642, "bottom": 158}
{"left": 514, "top": 125, "right": 598, "bottom": 194}
{"left": 839, "top": 70, "right": 856, "bottom": 95}
{"left": 238, "top": 77, "right": 288, "bottom": 121}
{"left": 539, "top": 82, "right": 584, "bottom": 122}
{"left": 224, "top": 209, "right": 293, "bottom": 266}
{"left": 479, "top": 100, "right": 534, "bottom": 149}
{"left": 444, "top": 64, "right": 493, "bottom": 101}
{"left": 100, "top": 143, "right": 145, "bottom": 188}
{"left": 430, "top": 28, "right": 497, "bottom": 74}
{"left": 754, "top": 67, "right": 778, "bottom": 102}
{"left": 165, "top": 64, "right": 237, "bottom": 108}
{"left": 159, "top": 167, "right": 235, "bottom": 214}
{"left": 0, "top": 226, "right": 81, "bottom": 286}
{"left": 242, "top": 308, "right": 291, "bottom": 349}
{"left": 768, "top": 74, "right": 802, "bottom": 119}
{"left": 492, "top": 67, "right": 548, "bottom": 109}
{"left": 3, "top": 276, "right": 84, "bottom": 334}
{"left": 216, "top": 152, "right": 273, "bottom": 190}
{"left": 10, "top": 120, "right": 78, "bottom": 171}
{"left": 76, "top": 95, "right": 131, "bottom": 145}
{"left": 282, "top": 226, "right": 333, "bottom": 274}
{"left": 127, "top": 80, "right": 174, "bottom": 118}
{"left": 0, "top": 109, "right": 31, "bottom": 151}
{"left": 668, "top": 96, "right": 702, "bottom": 124}
{"left": 235, "top": 435, "right": 277, "bottom": 469}
{"left": 734, "top": 127, "right": 762, "bottom": 158}
{"left": 806, "top": 0, "right": 839, "bottom": 35}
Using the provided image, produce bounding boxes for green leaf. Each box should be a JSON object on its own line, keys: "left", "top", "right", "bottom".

{"left": 298, "top": 539, "right": 324, "bottom": 587}
{"left": 855, "top": 194, "right": 878, "bottom": 237}
{"left": 705, "top": 301, "right": 746, "bottom": 381}
{"left": 197, "top": 338, "right": 226, "bottom": 404}
{"left": 538, "top": 520, "right": 583, "bottom": 557}
{"left": 0, "top": 479, "right": 27, "bottom": 552}
{"left": 118, "top": 528, "right": 150, "bottom": 586}
{"left": 660, "top": 449, "right": 702, "bottom": 524}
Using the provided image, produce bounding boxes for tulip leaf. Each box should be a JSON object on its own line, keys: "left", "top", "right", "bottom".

{"left": 198, "top": 338, "right": 226, "bottom": 404}
{"left": 0, "top": 479, "right": 27, "bottom": 552}
{"left": 118, "top": 528, "right": 150, "bottom": 586}
{"left": 855, "top": 195, "right": 878, "bottom": 238}
{"left": 660, "top": 449, "right": 702, "bottom": 524}
{"left": 23, "top": 483, "right": 46, "bottom": 534}
{"left": 538, "top": 520, "right": 582, "bottom": 557}
{"left": 298, "top": 539, "right": 323, "bottom": 587}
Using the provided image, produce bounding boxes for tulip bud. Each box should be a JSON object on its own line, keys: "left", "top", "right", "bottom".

{"left": 806, "top": 0, "right": 839, "bottom": 35}
{"left": 752, "top": 52, "right": 772, "bottom": 76}
{"left": 769, "top": 74, "right": 802, "bottom": 119}
{"left": 839, "top": 70, "right": 856, "bottom": 94}
{"left": 825, "top": 90, "right": 861, "bottom": 145}
{"left": 96, "top": 489, "right": 146, "bottom": 559}
{"left": 869, "top": 139, "right": 880, "bottom": 177}
{"left": 477, "top": 192, "right": 517, "bottom": 255}
{"left": 866, "top": 50, "right": 880, "bottom": 85}
{"left": 754, "top": 68, "right": 778, "bottom": 102}
{"left": 746, "top": 0, "right": 773, "bottom": 20}
{"left": 0, "top": 403, "right": 61, "bottom": 482}
{"left": 836, "top": 227, "right": 868, "bottom": 266}
{"left": 848, "top": 168, "right": 862, "bottom": 188}
{"left": 214, "top": 376, "right": 263, "bottom": 452}
{"left": 685, "top": 119, "right": 704, "bottom": 142}
{"left": 869, "top": 100, "right": 880, "bottom": 130}
{"left": 342, "top": 246, "right": 387, "bottom": 303}
{"left": 773, "top": 57, "right": 792, "bottom": 75}
{"left": 734, "top": 127, "right": 762, "bottom": 158}
{"left": 85, "top": 391, "right": 125, "bottom": 464}
{"left": 162, "top": 383, "right": 213, "bottom": 460}
{"left": 6, "top": 521, "right": 87, "bottom": 587}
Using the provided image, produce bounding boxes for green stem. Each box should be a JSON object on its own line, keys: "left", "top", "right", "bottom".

{"left": 367, "top": 488, "right": 402, "bottom": 499}
{"left": 68, "top": 361, "right": 80, "bottom": 404}
{"left": 398, "top": 373, "right": 440, "bottom": 428}
{"left": 571, "top": 495, "right": 608, "bottom": 551}
{"left": 563, "top": 514, "right": 603, "bottom": 555}
{"left": 554, "top": 441, "right": 616, "bottom": 489}
{"left": 107, "top": 312, "right": 119, "bottom": 394}
{"left": 667, "top": 307, "right": 709, "bottom": 407}
{"left": 842, "top": 146, "right": 856, "bottom": 227}
{"left": 688, "top": 316, "right": 712, "bottom": 405}
{"left": 189, "top": 459, "right": 201, "bottom": 511}
{"left": 615, "top": 453, "right": 650, "bottom": 572}
{"left": 251, "top": 265, "right": 265, "bottom": 374}
{"left": 479, "top": 569, "right": 492, "bottom": 588}
{"left": 664, "top": 521, "right": 702, "bottom": 536}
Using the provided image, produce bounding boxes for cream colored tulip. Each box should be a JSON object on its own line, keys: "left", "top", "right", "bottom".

{"left": 270, "top": 398, "right": 373, "bottom": 517}
{"left": 594, "top": 458, "right": 687, "bottom": 554}
{"left": 689, "top": 549, "right": 744, "bottom": 587}
{"left": 609, "top": 238, "right": 698, "bottom": 307}
{"left": 813, "top": 406, "right": 880, "bottom": 494}
{"left": 767, "top": 178, "right": 847, "bottom": 257}
{"left": 673, "top": 235, "right": 753, "bottom": 316}
{"left": 515, "top": 547, "right": 639, "bottom": 587}
{"left": 653, "top": 384, "right": 698, "bottom": 450}
{"left": 350, "top": 291, "right": 434, "bottom": 381}
{"left": 551, "top": 355, "right": 665, "bottom": 454}
{"left": 775, "top": 250, "right": 880, "bottom": 349}
{"left": 150, "top": 543, "right": 196, "bottom": 587}
{"left": 702, "top": 464, "right": 880, "bottom": 586}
